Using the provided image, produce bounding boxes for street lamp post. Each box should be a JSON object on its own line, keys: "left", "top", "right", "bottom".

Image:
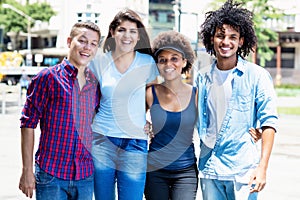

{"left": 2, "top": 3, "right": 33, "bottom": 53}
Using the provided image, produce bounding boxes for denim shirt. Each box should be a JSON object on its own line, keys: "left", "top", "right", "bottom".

{"left": 195, "top": 56, "right": 278, "bottom": 181}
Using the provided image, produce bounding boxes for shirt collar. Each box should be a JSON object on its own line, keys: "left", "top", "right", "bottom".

{"left": 59, "top": 58, "right": 98, "bottom": 83}
{"left": 85, "top": 67, "right": 98, "bottom": 84}
{"left": 209, "top": 56, "right": 247, "bottom": 77}
{"left": 235, "top": 56, "right": 247, "bottom": 74}
{"left": 60, "top": 58, "right": 78, "bottom": 78}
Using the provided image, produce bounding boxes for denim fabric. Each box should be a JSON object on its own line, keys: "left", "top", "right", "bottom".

{"left": 200, "top": 178, "right": 258, "bottom": 200}
{"left": 92, "top": 133, "right": 148, "bottom": 200}
{"left": 35, "top": 164, "right": 94, "bottom": 200}
{"left": 195, "top": 56, "right": 278, "bottom": 180}
{"left": 144, "top": 164, "right": 198, "bottom": 200}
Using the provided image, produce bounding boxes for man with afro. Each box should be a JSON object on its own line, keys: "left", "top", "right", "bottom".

{"left": 195, "top": 0, "right": 278, "bottom": 199}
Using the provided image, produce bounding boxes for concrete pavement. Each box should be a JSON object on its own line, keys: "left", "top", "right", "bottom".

{"left": 1, "top": 90, "right": 300, "bottom": 199}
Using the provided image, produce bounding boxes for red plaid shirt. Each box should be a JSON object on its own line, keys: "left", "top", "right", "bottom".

{"left": 20, "top": 59, "right": 100, "bottom": 180}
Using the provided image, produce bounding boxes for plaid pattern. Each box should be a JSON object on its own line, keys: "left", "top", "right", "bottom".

{"left": 20, "top": 59, "right": 100, "bottom": 180}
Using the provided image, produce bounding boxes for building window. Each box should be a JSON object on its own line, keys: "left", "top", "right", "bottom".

{"left": 265, "top": 14, "right": 296, "bottom": 31}
{"left": 51, "top": 37, "right": 57, "bottom": 48}
{"left": 44, "top": 38, "right": 49, "bottom": 47}
{"left": 77, "top": 12, "right": 100, "bottom": 24}
{"left": 167, "top": 12, "right": 174, "bottom": 23}
{"left": 262, "top": 47, "right": 295, "bottom": 69}
{"left": 158, "top": 12, "right": 167, "bottom": 23}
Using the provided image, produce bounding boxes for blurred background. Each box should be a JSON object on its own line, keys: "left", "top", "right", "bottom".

{"left": 0, "top": 0, "right": 300, "bottom": 199}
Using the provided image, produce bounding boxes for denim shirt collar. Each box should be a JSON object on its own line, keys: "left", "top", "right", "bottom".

{"left": 205, "top": 56, "right": 247, "bottom": 81}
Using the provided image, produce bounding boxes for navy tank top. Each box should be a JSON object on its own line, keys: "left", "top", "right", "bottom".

{"left": 147, "top": 85, "right": 198, "bottom": 171}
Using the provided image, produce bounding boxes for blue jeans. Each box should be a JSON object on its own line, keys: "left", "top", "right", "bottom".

{"left": 92, "top": 133, "right": 148, "bottom": 200}
{"left": 35, "top": 164, "right": 94, "bottom": 200}
{"left": 144, "top": 164, "right": 198, "bottom": 200}
{"left": 200, "top": 178, "right": 258, "bottom": 200}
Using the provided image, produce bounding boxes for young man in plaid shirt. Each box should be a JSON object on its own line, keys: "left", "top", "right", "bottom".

{"left": 18, "top": 21, "right": 101, "bottom": 200}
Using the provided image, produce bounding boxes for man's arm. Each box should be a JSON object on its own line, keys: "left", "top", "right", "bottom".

{"left": 249, "top": 126, "right": 275, "bottom": 193}
{"left": 19, "top": 127, "right": 36, "bottom": 198}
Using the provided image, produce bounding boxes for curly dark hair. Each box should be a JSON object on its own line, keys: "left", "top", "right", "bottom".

{"left": 152, "top": 30, "right": 195, "bottom": 74}
{"left": 200, "top": 0, "right": 257, "bottom": 58}
{"left": 103, "top": 8, "right": 152, "bottom": 56}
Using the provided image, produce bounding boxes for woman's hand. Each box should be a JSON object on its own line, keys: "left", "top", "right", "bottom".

{"left": 249, "top": 127, "right": 262, "bottom": 143}
{"left": 144, "top": 120, "right": 154, "bottom": 139}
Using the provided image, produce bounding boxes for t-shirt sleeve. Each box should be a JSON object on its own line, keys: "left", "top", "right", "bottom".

{"left": 88, "top": 52, "right": 103, "bottom": 81}
{"left": 146, "top": 57, "right": 159, "bottom": 83}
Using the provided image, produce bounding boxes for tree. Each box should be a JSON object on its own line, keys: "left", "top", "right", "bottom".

{"left": 27, "top": 2, "right": 56, "bottom": 22}
{"left": 208, "top": 0, "right": 283, "bottom": 67}
{"left": 0, "top": 0, "right": 56, "bottom": 51}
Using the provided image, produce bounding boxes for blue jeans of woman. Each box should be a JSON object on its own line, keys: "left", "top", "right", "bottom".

{"left": 92, "top": 133, "right": 148, "bottom": 200}
{"left": 144, "top": 164, "right": 199, "bottom": 200}
{"left": 35, "top": 164, "right": 94, "bottom": 200}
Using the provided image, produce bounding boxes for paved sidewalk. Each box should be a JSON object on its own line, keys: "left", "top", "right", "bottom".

{"left": 1, "top": 91, "right": 300, "bottom": 199}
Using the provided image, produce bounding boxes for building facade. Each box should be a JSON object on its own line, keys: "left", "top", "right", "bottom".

{"left": 263, "top": 0, "right": 300, "bottom": 85}
{"left": 4, "top": 0, "right": 300, "bottom": 85}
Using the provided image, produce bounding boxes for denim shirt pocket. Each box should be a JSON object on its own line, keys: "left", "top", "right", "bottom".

{"left": 233, "top": 92, "right": 252, "bottom": 112}
{"left": 230, "top": 91, "right": 253, "bottom": 125}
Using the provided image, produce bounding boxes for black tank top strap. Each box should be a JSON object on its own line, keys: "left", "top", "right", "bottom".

{"left": 151, "top": 85, "right": 159, "bottom": 105}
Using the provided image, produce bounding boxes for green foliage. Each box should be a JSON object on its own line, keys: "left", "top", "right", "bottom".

{"left": 276, "top": 84, "right": 300, "bottom": 89}
{"left": 0, "top": 0, "right": 28, "bottom": 33}
{"left": 0, "top": 0, "right": 55, "bottom": 50}
{"left": 276, "top": 87, "right": 300, "bottom": 97}
{"left": 27, "top": 2, "right": 56, "bottom": 22}
{"left": 278, "top": 107, "right": 300, "bottom": 115}
{"left": 208, "top": 0, "right": 283, "bottom": 67}
{"left": 0, "top": 0, "right": 56, "bottom": 36}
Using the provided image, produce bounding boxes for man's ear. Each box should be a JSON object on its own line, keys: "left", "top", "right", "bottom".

{"left": 67, "top": 37, "right": 72, "bottom": 48}
{"left": 239, "top": 37, "right": 244, "bottom": 48}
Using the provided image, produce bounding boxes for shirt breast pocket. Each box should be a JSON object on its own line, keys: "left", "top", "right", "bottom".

{"left": 233, "top": 93, "right": 251, "bottom": 112}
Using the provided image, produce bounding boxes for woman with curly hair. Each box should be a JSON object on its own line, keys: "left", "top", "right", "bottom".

{"left": 144, "top": 30, "right": 199, "bottom": 200}
{"left": 195, "top": 0, "right": 278, "bottom": 199}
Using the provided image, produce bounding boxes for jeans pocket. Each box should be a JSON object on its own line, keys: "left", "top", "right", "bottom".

{"left": 35, "top": 164, "right": 55, "bottom": 185}
{"left": 92, "top": 133, "right": 106, "bottom": 146}
{"left": 84, "top": 174, "right": 94, "bottom": 182}
{"left": 132, "top": 139, "right": 148, "bottom": 153}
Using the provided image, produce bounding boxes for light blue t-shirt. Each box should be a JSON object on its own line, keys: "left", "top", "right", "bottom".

{"left": 89, "top": 51, "right": 158, "bottom": 140}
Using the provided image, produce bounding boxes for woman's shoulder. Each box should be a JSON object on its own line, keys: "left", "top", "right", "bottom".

{"left": 136, "top": 51, "right": 155, "bottom": 62}
{"left": 89, "top": 52, "right": 112, "bottom": 73}
{"left": 146, "top": 83, "right": 159, "bottom": 92}
{"left": 146, "top": 83, "right": 165, "bottom": 98}
{"left": 92, "top": 52, "right": 111, "bottom": 63}
{"left": 183, "top": 83, "right": 195, "bottom": 91}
